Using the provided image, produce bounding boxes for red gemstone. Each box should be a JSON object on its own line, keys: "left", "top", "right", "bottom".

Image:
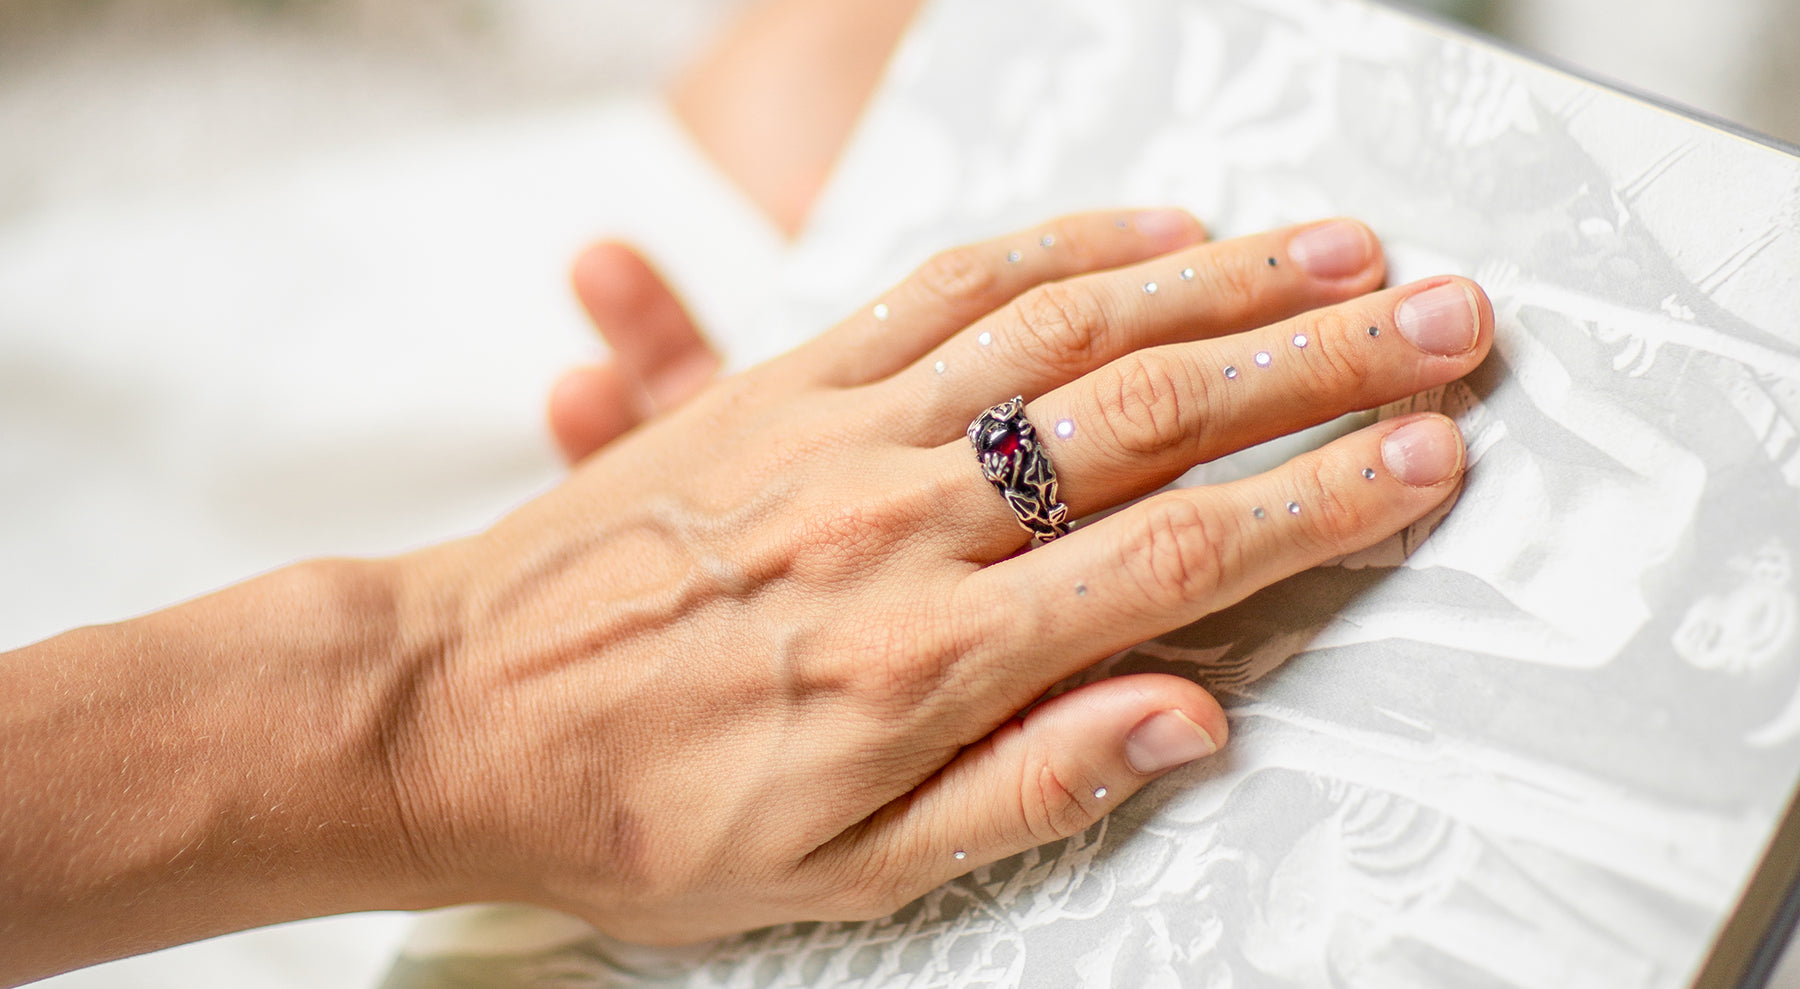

{"left": 993, "top": 433, "right": 1021, "bottom": 458}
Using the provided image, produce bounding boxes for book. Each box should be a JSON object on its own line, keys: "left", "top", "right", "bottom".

{"left": 385, "top": 0, "right": 1800, "bottom": 985}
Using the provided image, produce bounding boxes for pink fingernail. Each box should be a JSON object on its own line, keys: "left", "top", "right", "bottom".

{"left": 1394, "top": 282, "right": 1480, "bottom": 356}
{"left": 1287, "top": 220, "right": 1375, "bottom": 279}
{"left": 1125, "top": 710, "right": 1218, "bottom": 774}
{"left": 1380, "top": 416, "right": 1464, "bottom": 487}
{"left": 1132, "top": 210, "right": 1200, "bottom": 251}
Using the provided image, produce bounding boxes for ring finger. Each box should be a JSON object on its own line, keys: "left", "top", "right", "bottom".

{"left": 937, "top": 276, "right": 1491, "bottom": 556}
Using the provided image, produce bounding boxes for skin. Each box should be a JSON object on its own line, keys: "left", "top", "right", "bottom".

{"left": 671, "top": 0, "right": 930, "bottom": 235}
{"left": 0, "top": 210, "right": 1493, "bottom": 984}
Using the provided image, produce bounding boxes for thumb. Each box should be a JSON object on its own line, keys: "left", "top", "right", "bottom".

{"left": 806, "top": 674, "right": 1226, "bottom": 917}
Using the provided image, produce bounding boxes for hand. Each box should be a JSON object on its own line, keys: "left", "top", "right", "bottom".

{"left": 394, "top": 209, "right": 1491, "bottom": 943}
{"left": 548, "top": 242, "right": 721, "bottom": 463}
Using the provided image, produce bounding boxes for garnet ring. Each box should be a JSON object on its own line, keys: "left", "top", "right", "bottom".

{"left": 967, "top": 396, "right": 1071, "bottom": 545}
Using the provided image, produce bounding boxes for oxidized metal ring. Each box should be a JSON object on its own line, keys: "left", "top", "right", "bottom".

{"left": 967, "top": 396, "right": 1071, "bottom": 544}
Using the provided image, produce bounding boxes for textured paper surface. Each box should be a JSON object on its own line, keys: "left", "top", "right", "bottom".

{"left": 386, "top": 0, "right": 1800, "bottom": 985}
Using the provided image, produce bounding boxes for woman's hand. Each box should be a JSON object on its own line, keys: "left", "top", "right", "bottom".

{"left": 393, "top": 209, "right": 1491, "bottom": 944}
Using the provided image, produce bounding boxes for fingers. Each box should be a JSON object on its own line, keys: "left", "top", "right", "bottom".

{"left": 789, "top": 210, "right": 1208, "bottom": 387}
{"left": 950, "top": 413, "right": 1466, "bottom": 715}
{"left": 807, "top": 673, "right": 1224, "bottom": 917}
{"left": 548, "top": 363, "right": 642, "bottom": 463}
{"left": 930, "top": 276, "right": 1489, "bottom": 556}
{"left": 1032, "top": 277, "right": 1488, "bottom": 519}
{"left": 882, "top": 218, "right": 1387, "bottom": 444}
{"left": 556, "top": 242, "right": 720, "bottom": 462}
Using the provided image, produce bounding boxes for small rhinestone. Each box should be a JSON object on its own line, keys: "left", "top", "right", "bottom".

{"left": 1368, "top": 325, "right": 1381, "bottom": 337}
{"left": 934, "top": 360, "right": 948, "bottom": 374}
{"left": 1267, "top": 257, "right": 1278, "bottom": 267}
{"left": 1180, "top": 267, "right": 1195, "bottom": 281}
{"left": 1116, "top": 217, "right": 1129, "bottom": 229}
{"left": 1363, "top": 467, "right": 1377, "bottom": 480}
{"left": 1041, "top": 234, "right": 1056, "bottom": 248}
{"left": 954, "top": 850, "right": 967, "bottom": 861}
{"left": 1288, "top": 502, "right": 1302, "bottom": 515}
{"left": 1055, "top": 418, "right": 1076, "bottom": 439}
{"left": 1252, "top": 507, "right": 1267, "bottom": 519}
{"left": 873, "top": 303, "right": 890, "bottom": 321}
{"left": 1292, "top": 333, "right": 1309, "bottom": 348}
{"left": 1008, "top": 250, "right": 1023, "bottom": 264}
{"left": 1254, "top": 351, "right": 1272, "bottom": 368}
{"left": 978, "top": 331, "right": 993, "bottom": 347}
{"left": 1075, "top": 582, "right": 1088, "bottom": 596}
{"left": 1224, "top": 366, "right": 1239, "bottom": 380}
{"left": 1144, "top": 281, "right": 1159, "bottom": 295}
{"left": 1094, "top": 786, "right": 1109, "bottom": 800}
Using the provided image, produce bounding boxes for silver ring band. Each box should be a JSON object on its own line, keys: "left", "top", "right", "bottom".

{"left": 967, "top": 396, "right": 1071, "bottom": 545}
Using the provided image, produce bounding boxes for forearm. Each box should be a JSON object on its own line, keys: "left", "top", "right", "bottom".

{"left": 672, "top": 0, "right": 927, "bottom": 233}
{"left": 0, "top": 558, "right": 451, "bottom": 986}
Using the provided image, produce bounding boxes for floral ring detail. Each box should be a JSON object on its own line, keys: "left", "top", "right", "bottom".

{"left": 967, "top": 396, "right": 1071, "bottom": 545}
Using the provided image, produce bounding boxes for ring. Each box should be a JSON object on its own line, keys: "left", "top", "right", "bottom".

{"left": 967, "top": 396, "right": 1071, "bottom": 544}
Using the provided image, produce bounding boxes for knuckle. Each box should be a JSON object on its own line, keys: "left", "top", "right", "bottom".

{"left": 1008, "top": 282, "right": 1109, "bottom": 375}
{"left": 1043, "top": 217, "right": 1100, "bottom": 269}
{"left": 1296, "top": 314, "right": 1374, "bottom": 400}
{"left": 1021, "top": 759, "right": 1096, "bottom": 844}
{"left": 1305, "top": 454, "right": 1376, "bottom": 552}
{"left": 1099, "top": 352, "right": 1196, "bottom": 456}
{"left": 1124, "top": 496, "right": 1230, "bottom": 606}
{"left": 914, "top": 246, "right": 998, "bottom": 311}
{"left": 1194, "top": 250, "right": 1263, "bottom": 313}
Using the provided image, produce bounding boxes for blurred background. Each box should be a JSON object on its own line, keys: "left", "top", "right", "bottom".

{"left": 2, "top": 0, "right": 1795, "bottom": 986}
{"left": 1, "top": 0, "right": 1795, "bottom": 227}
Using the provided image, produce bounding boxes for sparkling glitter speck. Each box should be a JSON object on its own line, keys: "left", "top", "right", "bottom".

{"left": 978, "top": 331, "right": 993, "bottom": 347}
{"left": 1041, "top": 235, "right": 1056, "bottom": 248}
{"left": 1055, "top": 418, "right": 1076, "bottom": 439}
{"left": 954, "top": 850, "right": 967, "bottom": 861}
{"left": 1180, "top": 267, "right": 1195, "bottom": 281}
{"left": 873, "top": 303, "right": 889, "bottom": 321}
{"left": 1363, "top": 467, "right": 1377, "bottom": 480}
{"left": 934, "top": 360, "right": 947, "bottom": 374}
{"left": 1368, "top": 325, "right": 1381, "bottom": 337}
{"left": 1292, "top": 333, "right": 1309, "bottom": 348}
{"left": 1007, "top": 250, "right": 1023, "bottom": 264}
{"left": 1093, "top": 786, "right": 1109, "bottom": 800}
{"left": 1144, "top": 281, "right": 1159, "bottom": 295}
{"left": 1075, "top": 583, "right": 1088, "bottom": 596}
{"left": 1253, "top": 507, "right": 1267, "bottom": 519}
{"left": 1224, "top": 366, "right": 1239, "bottom": 380}
{"left": 1288, "top": 502, "right": 1302, "bottom": 515}
{"left": 1255, "top": 352, "right": 1272, "bottom": 367}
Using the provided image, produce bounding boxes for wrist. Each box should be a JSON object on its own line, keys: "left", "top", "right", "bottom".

{"left": 0, "top": 554, "right": 466, "bottom": 983}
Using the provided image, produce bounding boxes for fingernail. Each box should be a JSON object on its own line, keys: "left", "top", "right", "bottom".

{"left": 1381, "top": 416, "right": 1464, "bottom": 487}
{"left": 1287, "top": 220, "right": 1374, "bottom": 279}
{"left": 1125, "top": 709, "right": 1218, "bottom": 775}
{"left": 1132, "top": 210, "right": 1199, "bottom": 251}
{"left": 1394, "top": 282, "right": 1480, "bottom": 356}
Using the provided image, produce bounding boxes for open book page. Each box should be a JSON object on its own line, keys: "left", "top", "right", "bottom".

{"left": 385, "top": 0, "right": 1800, "bottom": 985}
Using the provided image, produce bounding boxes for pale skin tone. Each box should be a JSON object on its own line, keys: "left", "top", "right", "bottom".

{"left": 0, "top": 209, "right": 1494, "bottom": 985}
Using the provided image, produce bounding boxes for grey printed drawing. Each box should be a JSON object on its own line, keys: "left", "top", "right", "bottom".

{"left": 384, "top": 0, "right": 1800, "bottom": 985}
